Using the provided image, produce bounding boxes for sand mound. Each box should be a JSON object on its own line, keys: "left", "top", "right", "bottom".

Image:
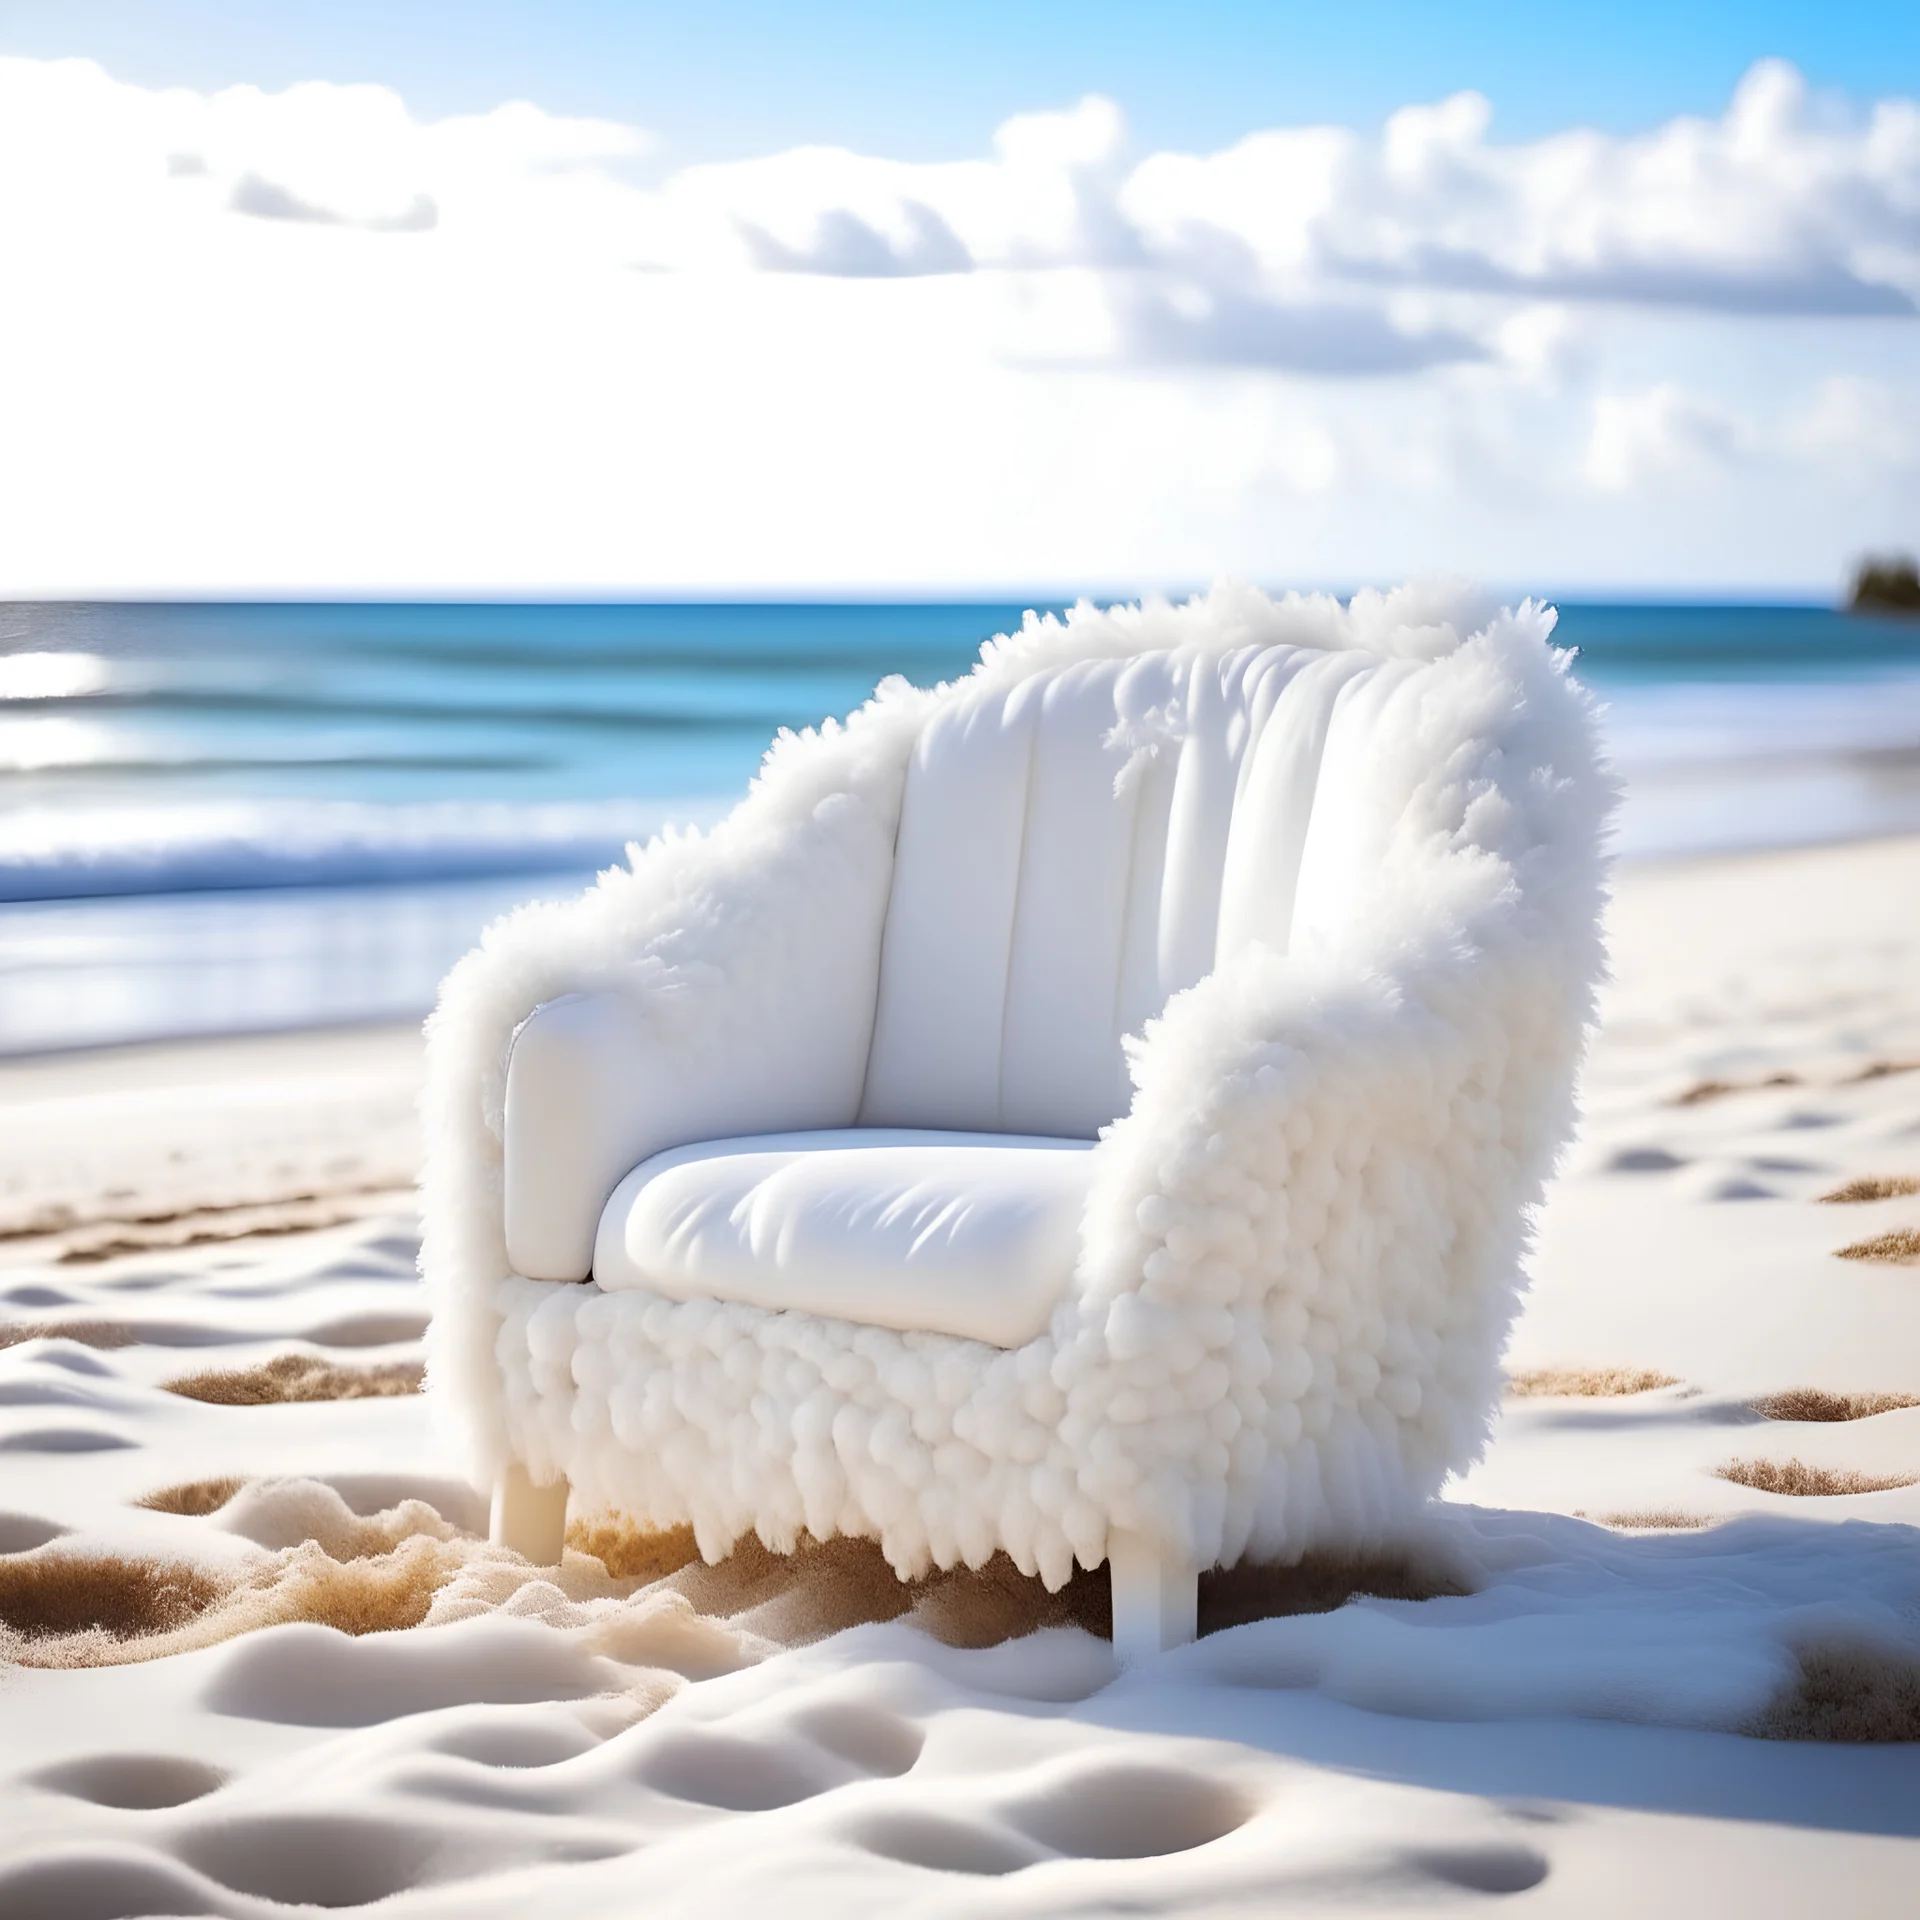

{"left": 1716, "top": 1459, "right": 1919, "bottom": 1496}
{"left": 4, "top": 1484, "right": 1107, "bottom": 1675}
{"left": 1507, "top": 1367, "right": 1679, "bottom": 1397}
{"left": 3, "top": 1474, "right": 1470, "bottom": 1684}
{"left": 567, "top": 1520, "right": 1457, "bottom": 1648}
{"left": 6, "top": 1481, "right": 514, "bottom": 1667}
{"left": 216, "top": 1479, "right": 463, "bottom": 1558}
{"left": 686, "top": 1535, "right": 1064, "bottom": 1646}
{"left": 572, "top": 1520, "right": 1104, "bottom": 1648}
{"left": 1750, "top": 1389, "right": 1920, "bottom": 1422}
{"left": 164, "top": 1353, "right": 424, "bottom": 1404}
{"left": 2, "top": 1533, "right": 482, "bottom": 1669}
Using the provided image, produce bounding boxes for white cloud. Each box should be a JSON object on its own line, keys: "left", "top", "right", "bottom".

{"left": 9, "top": 53, "right": 1914, "bottom": 355}
{"left": 1581, "top": 372, "right": 1920, "bottom": 499}
{"left": 640, "top": 59, "right": 1920, "bottom": 352}
{"left": 1785, "top": 375, "right": 1920, "bottom": 473}
{"left": 1108, "top": 284, "right": 1484, "bottom": 375}
{"left": 1125, "top": 62, "right": 1919, "bottom": 322}
{"left": 0, "top": 54, "right": 1915, "bottom": 593}
{"left": 640, "top": 96, "right": 1134, "bottom": 278}
{"left": 740, "top": 200, "right": 971, "bottom": 277}
{"left": 1584, "top": 385, "right": 1749, "bottom": 491}
{"left": 0, "top": 57, "right": 647, "bottom": 255}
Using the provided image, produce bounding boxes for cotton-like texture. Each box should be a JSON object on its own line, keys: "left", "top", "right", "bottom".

{"left": 422, "top": 580, "right": 1615, "bottom": 1587}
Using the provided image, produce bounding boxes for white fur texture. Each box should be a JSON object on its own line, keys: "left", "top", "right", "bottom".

{"left": 422, "top": 582, "right": 1614, "bottom": 1587}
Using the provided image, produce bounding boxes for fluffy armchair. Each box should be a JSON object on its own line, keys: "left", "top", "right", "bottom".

{"left": 422, "top": 581, "right": 1612, "bottom": 1653}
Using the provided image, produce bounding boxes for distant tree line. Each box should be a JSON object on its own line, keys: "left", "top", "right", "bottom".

{"left": 1851, "top": 554, "right": 1920, "bottom": 613}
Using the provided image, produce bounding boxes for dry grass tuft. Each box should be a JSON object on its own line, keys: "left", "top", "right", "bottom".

{"left": 1819, "top": 1174, "right": 1920, "bottom": 1205}
{"left": 565, "top": 1519, "right": 1455, "bottom": 1647}
{"left": 1507, "top": 1366, "right": 1680, "bottom": 1398}
{"left": 1835, "top": 1228, "right": 1920, "bottom": 1265}
{"left": 1591, "top": 1510, "right": 1714, "bottom": 1530}
{"left": 1, "top": 1502, "right": 1467, "bottom": 1674}
{"left": 1753, "top": 1644, "right": 1920, "bottom": 1742}
{"left": 1671, "top": 1062, "right": 1917, "bottom": 1110}
{"left": 1849, "top": 1060, "right": 1920, "bottom": 1085}
{"left": 666, "top": 1532, "right": 981, "bottom": 1645}
{"left": 135, "top": 1477, "right": 248, "bottom": 1517}
{"left": 1198, "top": 1552, "right": 1467, "bottom": 1635}
{"left": 1672, "top": 1072, "right": 1800, "bottom": 1107}
{"left": 1716, "top": 1457, "right": 1919, "bottom": 1496}
{"left": 163, "top": 1353, "right": 423, "bottom": 1405}
{"left": 0, "top": 1319, "right": 139, "bottom": 1351}
{"left": 1751, "top": 1389, "right": 1920, "bottom": 1423}
{"left": 569, "top": 1519, "right": 1106, "bottom": 1647}
{"left": 657, "top": 1531, "right": 889, "bottom": 1621}
{"left": 0, "top": 1184, "right": 409, "bottom": 1251}
{"left": 2, "top": 1535, "right": 471, "bottom": 1669}
{"left": 53, "top": 1196, "right": 378, "bottom": 1265}
{"left": 569, "top": 1518, "right": 703, "bottom": 1583}
{"left": 909, "top": 1554, "right": 1111, "bottom": 1648}
{"left": 0, "top": 1551, "right": 224, "bottom": 1640}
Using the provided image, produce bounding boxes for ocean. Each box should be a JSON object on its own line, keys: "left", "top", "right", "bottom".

{"left": 4, "top": 598, "right": 1918, "bottom": 1053}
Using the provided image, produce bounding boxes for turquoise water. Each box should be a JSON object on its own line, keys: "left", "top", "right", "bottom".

{"left": 3, "top": 598, "right": 1917, "bottom": 1049}
{"left": 0, "top": 601, "right": 1031, "bottom": 895}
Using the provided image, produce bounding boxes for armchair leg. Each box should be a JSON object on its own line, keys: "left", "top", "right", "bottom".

{"left": 490, "top": 1463, "right": 571, "bottom": 1564}
{"left": 1108, "top": 1529, "right": 1198, "bottom": 1661}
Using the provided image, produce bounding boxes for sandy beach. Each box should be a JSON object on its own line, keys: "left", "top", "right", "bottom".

{"left": 3, "top": 834, "right": 1919, "bottom": 1916}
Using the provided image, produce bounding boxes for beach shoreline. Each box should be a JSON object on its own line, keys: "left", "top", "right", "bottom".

{"left": 1, "top": 827, "right": 1911, "bottom": 1134}
{"left": 6, "top": 829, "right": 1917, "bottom": 1225}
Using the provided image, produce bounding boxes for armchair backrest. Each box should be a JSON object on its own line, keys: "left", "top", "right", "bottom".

{"left": 857, "top": 640, "right": 1399, "bottom": 1137}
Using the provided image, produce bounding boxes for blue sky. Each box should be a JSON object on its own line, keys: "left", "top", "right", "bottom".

{"left": 0, "top": 7, "right": 1915, "bottom": 594}
{"left": 5, "top": 1, "right": 1914, "bottom": 161}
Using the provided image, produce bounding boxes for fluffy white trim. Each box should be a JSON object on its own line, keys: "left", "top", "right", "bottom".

{"left": 423, "top": 582, "right": 1613, "bottom": 1587}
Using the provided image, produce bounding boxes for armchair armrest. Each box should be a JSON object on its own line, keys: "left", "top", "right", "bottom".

{"left": 504, "top": 991, "right": 653, "bottom": 1281}
{"left": 1062, "top": 866, "right": 1601, "bottom": 1569}
{"left": 496, "top": 793, "right": 909, "bottom": 1283}
{"left": 501, "top": 927, "right": 894, "bottom": 1284}
{"left": 423, "top": 693, "right": 926, "bottom": 1484}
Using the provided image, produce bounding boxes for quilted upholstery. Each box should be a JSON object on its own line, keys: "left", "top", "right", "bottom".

{"left": 859, "top": 644, "right": 1377, "bottom": 1136}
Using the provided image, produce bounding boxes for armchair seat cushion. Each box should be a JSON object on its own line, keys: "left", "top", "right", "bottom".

{"left": 590, "top": 1129, "right": 1095, "bottom": 1348}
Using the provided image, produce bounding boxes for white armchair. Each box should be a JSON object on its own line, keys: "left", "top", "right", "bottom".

{"left": 422, "top": 582, "right": 1611, "bottom": 1657}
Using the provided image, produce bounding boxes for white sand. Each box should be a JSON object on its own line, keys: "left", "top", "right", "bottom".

{"left": 4, "top": 839, "right": 1920, "bottom": 1915}
{"left": 0, "top": 1023, "right": 422, "bottom": 1238}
